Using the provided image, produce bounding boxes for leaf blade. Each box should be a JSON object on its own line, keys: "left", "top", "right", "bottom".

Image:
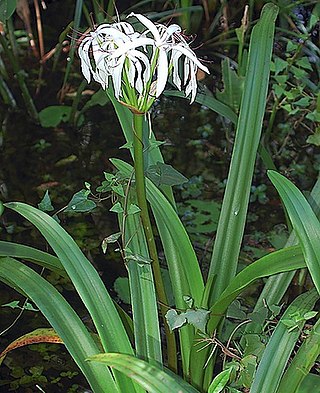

{"left": 268, "top": 171, "right": 320, "bottom": 294}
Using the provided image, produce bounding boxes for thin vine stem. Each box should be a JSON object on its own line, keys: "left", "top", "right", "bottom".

{"left": 132, "top": 113, "right": 177, "bottom": 372}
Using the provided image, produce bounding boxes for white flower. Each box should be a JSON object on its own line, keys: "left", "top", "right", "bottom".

{"left": 78, "top": 13, "right": 209, "bottom": 111}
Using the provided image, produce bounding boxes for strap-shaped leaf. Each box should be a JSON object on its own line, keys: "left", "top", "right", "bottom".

{"left": 112, "top": 159, "right": 200, "bottom": 376}
{"left": 250, "top": 290, "right": 319, "bottom": 393}
{"left": 88, "top": 353, "right": 200, "bottom": 393}
{"left": 111, "top": 159, "right": 204, "bottom": 305}
{"left": 208, "top": 245, "right": 305, "bottom": 333}
{"left": 268, "top": 171, "right": 320, "bottom": 294}
{"left": 120, "top": 203, "right": 162, "bottom": 365}
{"left": 4, "top": 202, "right": 140, "bottom": 393}
{"left": 0, "top": 241, "right": 65, "bottom": 276}
{"left": 277, "top": 318, "right": 320, "bottom": 393}
{"left": 0, "top": 257, "right": 115, "bottom": 393}
{"left": 208, "top": 3, "right": 279, "bottom": 303}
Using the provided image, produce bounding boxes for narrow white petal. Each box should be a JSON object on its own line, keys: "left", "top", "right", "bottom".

{"left": 173, "top": 44, "right": 209, "bottom": 74}
{"left": 129, "top": 50, "right": 151, "bottom": 84}
{"left": 184, "top": 57, "right": 189, "bottom": 85}
{"left": 113, "top": 21, "right": 135, "bottom": 35}
{"left": 110, "top": 38, "right": 155, "bottom": 59}
{"left": 166, "top": 24, "right": 181, "bottom": 39}
{"left": 94, "top": 26, "right": 129, "bottom": 41}
{"left": 112, "top": 56, "right": 125, "bottom": 99}
{"left": 127, "top": 58, "right": 136, "bottom": 87}
{"left": 184, "top": 62, "right": 197, "bottom": 102}
{"left": 134, "top": 60, "right": 143, "bottom": 94}
{"left": 156, "top": 49, "right": 168, "bottom": 97}
{"left": 171, "top": 51, "right": 182, "bottom": 90}
{"left": 128, "top": 13, "right": 161, "bottom": 42}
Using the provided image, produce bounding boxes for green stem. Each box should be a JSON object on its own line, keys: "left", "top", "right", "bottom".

{"left": 132, "top": 113, "right": 177, "bottom": 372}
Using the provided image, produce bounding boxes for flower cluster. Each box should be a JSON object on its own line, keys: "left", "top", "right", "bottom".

{"left": 78, "top": 13, "right": 209, "bottom": 113}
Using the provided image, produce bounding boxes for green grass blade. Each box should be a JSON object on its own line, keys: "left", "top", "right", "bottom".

{"left": 164, "top": 90, "right": 238, "bottom": 125}
{"left": 250, "top": 290, "right": 319, "bottom": 393}
{"left": 277, "top": 318, "right": 320, "bottom": 393}
{"left": 268, "top": 171, "right": 320, "bottom": 294}
{"left": 208, "top": 3, "right": 279, "bottom": 302}
{"left": 121, "top": 207, "right": 162, "bottom": 365}
{"left": 88, "top": 353, "right": 200, "bottom": 393}
{"left": 0, "top": 257, "right": 116, "bottom": 393}
{"left": 0, "top": 241, "right": 65, "bottom": 275}
{"left": 4, "top": 202, "right": 139, "bottom": 393}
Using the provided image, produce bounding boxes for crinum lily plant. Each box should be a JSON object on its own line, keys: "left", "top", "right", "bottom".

{"left": 78, "top": 12, "right": 210, "bottom": 371}
{"left": 3, "top": 5, "right": 317, "bottom": 393}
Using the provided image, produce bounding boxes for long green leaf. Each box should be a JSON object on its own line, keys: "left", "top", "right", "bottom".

{"left": 164, "top": 90, "right": 238, "bottom": 125}
{"left": 277, "top": 318, "right": 320, "bottom": 393}
{"left": 269, "top": 171, "right": 320, "bottom": 294}
{"left": 247, "top": 174, "right": 320, "bottom": 335}
{"left": 189, "top": 244, "right": 305, "bottom": 390}
{"left": 297, "top": 374, "right": 320, "bottom": 393}
{"left": 4, "top": 202, "right": 139, "bottom": 393}
{"left": 208, "top": 3, "right": 279, "bottom": 301}
{"left": 151, "top": 213, "right": 194, "bottom": 376}
{"left": 88, "top": 353, "right": 200, "bottom": 393}
{"left": 250, "top": 290, "right": 319, "bottom": 393}
{"left": 120, "top": 202, "right": 162, "bottom": 365}
{"left": 0, "top": 241, "right": 135, "bottom": 346}
{"left": 0, "top": 257, "right": 115, "bottom": 393}
{"left": 112, "top": 158, "right": 202, "bottom": 377}
{"left": 0, "top": 241, "right": 65, "bottom": 276}
{"left": 207, "top": 245, "right": 305, "bottom": 333}
{"left": 191, "top": 4, "right": 279, "bottom": 389}
{"left": 111, "top": 159, "right": 204, "bottom": 305}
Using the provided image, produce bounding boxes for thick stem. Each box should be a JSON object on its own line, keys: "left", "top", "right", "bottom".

{"left": 133, "top": 113, "right": 177, "bottom": 371}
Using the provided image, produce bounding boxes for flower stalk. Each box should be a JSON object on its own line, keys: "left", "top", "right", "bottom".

{"left": 133, "top": 113, "right": 177, "bottom": 371}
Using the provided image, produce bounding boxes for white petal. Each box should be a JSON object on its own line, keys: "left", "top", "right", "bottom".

{"left": 134, "top": 60, "right": 143, "bottom": 94}
{"left": 165, "top": 24, "right": 181, "bottom": 41}
{"left": 172, "top": 44, "right": 209, "bottom": 74}
{"left": 127, "top": 58, "right": 136, "bottom": 87}
{"left": 184, "top": 62, "right": 197, "bottom": 102}
{"left": 156, "top": 49, "right": 168, "bottom": 97}
{"left": 184, "top": 57, "right": 189, "bottom": 85}
{"left": 128, "top": 13, "right": 161, "bottom": 42}
{"left": 171, "top": 51, "right": 182, "bottom": 90}
{"left": 113, "top": 21, "right": 135, "bottom": 35}
{"left": 130, "top": 50, "right": 151, "bottom": 84}
{"left": 94, "top": 25, "right": 129, "bottom": 42}
{"left": 110, "top": 37, "right": 155, "bottom": 59}
{"left": 112, "top": 56, "right": 125, "bottom": 99}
